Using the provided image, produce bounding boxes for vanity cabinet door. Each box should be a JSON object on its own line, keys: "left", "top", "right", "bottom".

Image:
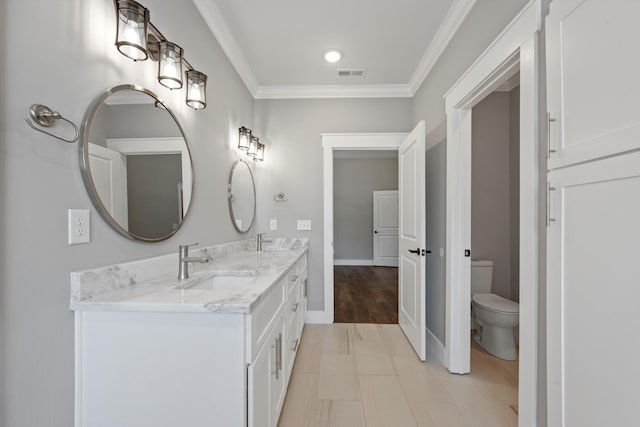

{"left": 248, "top": 314, "right": 286, "bottom": 427}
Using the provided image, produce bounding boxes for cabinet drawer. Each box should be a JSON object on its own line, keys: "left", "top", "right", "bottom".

{"left": 250, "top": 279, "right": 285, "bottom": 360}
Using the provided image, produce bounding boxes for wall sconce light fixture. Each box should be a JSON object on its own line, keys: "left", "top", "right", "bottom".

{"left": 237, "top": 126, "right": 266, "bottom": 161}
{"left": 255, "top": 143, "right": 265, "bottom": 162}
{"left": 114, "top": 0, "right": 207, "bottom": 110}
{"left": 247, "top": 136, "right": 259, "bottom": 157}
{"left": 238, "top": 126, "right": 251, "bottom": 151}
{"left": 158, "top": 41, "right": 183, "bottom": 89}
{"left": 186, "top": 70, "right": 207, "bottom": 109}
{"left": 115, "top": 0, "right": 149, "bottom": 61}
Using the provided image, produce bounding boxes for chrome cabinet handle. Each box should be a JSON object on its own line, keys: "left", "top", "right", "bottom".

{"left": 291, "top": 338, "right": 300, "bottom": 353}
{"left": 291, "top": 275, "right": 299, "bottom": 282}
{"left": 547, "top": 113, "right": 557, "bottom": 158}
{"left": 547, "top": 181, "right": 556, "bottom": 227}
{"left": 277, "top": 333, "right": 283, "bottom": 372}
{"left": 291, "top": 302, "right": 299, "bottom": 312}
{"left": 272, "top": 334, "right": 282, "bottom": 379}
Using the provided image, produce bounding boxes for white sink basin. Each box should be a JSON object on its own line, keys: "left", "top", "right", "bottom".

{"left": 185, "top": 272, "right": 259, "bottom": 290}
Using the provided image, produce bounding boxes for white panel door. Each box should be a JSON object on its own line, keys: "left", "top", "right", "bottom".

{"left": 546, "top": 0, "right": 640, "bottom": 170}
{"left": 398, "top": 122, "right": 426, "bottom": 361}
{"left": 547, "top": 152, "right": 640, "bottom": 426}
{"left": 373, "top": 190, "right": 399, "bottom": 267}
{"left": 88, "top": 143, "right": 128, "bottom": 228}
{"left": 546, "top": 1, "right": 640, "bottom": 424}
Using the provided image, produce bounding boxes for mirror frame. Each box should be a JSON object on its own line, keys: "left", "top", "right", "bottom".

{"left": 227, "top": 159, "right": 256, "bottom": 234}
{"left": 79, "top": 84, "right": 195, "bottom": 243}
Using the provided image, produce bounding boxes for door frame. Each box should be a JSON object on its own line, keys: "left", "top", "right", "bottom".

{"left": 315, "top": 133, "right": 408, "bottom": 324}
{"left": 443, "top": 0, "right": 541, "bottom": 425}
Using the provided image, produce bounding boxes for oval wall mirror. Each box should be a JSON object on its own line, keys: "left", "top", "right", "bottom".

{"left": 228, "top": 160, "right": 256, "bottom": 233}
{"left": 79, "top": 84, "right": 194, "bottom": 242}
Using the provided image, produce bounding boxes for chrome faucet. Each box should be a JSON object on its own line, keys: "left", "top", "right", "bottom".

{"left": 256, "top": 233, "right": 272, "bottom": 251}
{"left": 178, "top": 243, "right": 210, "bottom": 280}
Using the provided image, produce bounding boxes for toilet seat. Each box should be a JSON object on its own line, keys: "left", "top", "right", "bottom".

{"left": 472, "top": 293, "right": 519, "bottom": 314}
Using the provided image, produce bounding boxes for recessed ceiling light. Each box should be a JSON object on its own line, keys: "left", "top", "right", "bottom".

{"left": 323, "top": 49, "right": 342, "bottom": 63}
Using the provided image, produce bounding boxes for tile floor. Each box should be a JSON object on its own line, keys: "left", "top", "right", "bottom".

{"left": 278, "top": 324, "right": 518, "bottom": 427}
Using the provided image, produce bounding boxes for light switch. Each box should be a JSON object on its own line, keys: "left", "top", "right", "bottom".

{"left": 69, "top": 209, "right": 90, "bottom": 245}
{"left": 297, "top": 220, "right": 311, "bottom": 231}
{"left": 270, "top": 219, "right": 278, "bottom": 231}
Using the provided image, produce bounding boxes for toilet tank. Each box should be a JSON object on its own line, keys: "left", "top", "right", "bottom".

{"left": 471, "top": 260, "right": 493, "bottom": 294}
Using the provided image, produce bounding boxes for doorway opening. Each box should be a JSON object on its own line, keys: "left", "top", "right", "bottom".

{"left": 332, "top": 151, "right": 399, "bottom": 324}
{"left": 319, "top": 133, "right": 407, "bottom": 326}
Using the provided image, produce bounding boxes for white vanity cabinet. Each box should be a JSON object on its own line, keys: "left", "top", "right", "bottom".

{"left": 74, "top": 251, "right": 307, "bottom": 427}
{"left": 247, "top": 255, "right": 306, "bottom": 427}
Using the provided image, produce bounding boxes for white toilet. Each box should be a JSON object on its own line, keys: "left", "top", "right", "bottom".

{"left": 471, "top": 260, "right": 519, "bottom": 360}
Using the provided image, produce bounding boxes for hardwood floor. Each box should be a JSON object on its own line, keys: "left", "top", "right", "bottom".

{"left": 334, "top": 266, "right": 398, "bottom": 324}
{"left": 278, "top": 324, "right": 518, "bottom": 427}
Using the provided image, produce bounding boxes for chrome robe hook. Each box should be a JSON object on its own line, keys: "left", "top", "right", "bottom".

{"left": 25, "top": 104, "right": 79, "bottom": 143}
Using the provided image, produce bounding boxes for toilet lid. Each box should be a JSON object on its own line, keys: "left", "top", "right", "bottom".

{"left": 472, "top": 293, "right": 519, "bottom": 313}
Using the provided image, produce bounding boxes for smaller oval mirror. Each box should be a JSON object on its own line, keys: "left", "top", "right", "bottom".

{"left": 228, "top": 160, "right": 256, "bottom": 233}
{"left": 79, "top": 85, "right": 193, "bottom": 242}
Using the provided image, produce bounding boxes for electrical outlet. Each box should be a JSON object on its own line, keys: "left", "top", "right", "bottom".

{"left": 69, "top": 209, "right": 90, "bottom": 245}
{"left": 270, "top": 219, "right": 278, "bottom": 231}
{"left": 297, "top": 220, "right": 311, "bottom": 231}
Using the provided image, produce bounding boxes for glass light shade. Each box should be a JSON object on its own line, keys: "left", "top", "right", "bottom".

{"left": 185, "top": 70, "right": 207, "bottom": 109}
{"left": 247, "top": 136, "right": 259, "bottom": 157}
{"left": 115, "top": 0, "right": 149, "bottom": 61}
{"left": 254, "top": 143, "right": 265, "bottom": 162}
{"left": 158, "top": 41, "right": 183, "bottom": 89}
{"left": 238, "top": 126, "right": 251, "bottom": 151}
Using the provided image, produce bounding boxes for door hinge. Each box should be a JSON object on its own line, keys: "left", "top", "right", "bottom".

{"left": 464, "top": 249, "right": 471, "bottom": 257}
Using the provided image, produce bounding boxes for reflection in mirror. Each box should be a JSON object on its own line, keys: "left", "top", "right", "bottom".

{"left": 80, "top": 85, "right": 193, "bottom": 242}
{"left": 228, "top": 160, "right": 256, "bottom": 233}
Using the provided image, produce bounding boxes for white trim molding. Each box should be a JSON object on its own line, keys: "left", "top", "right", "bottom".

{"left": 443, "top": 1, "right": 541, "bottom": 426}
{"left": 192, "top": 0, "right": 259, "bottom": 97}
{"left": 333, "top": 259, "right": 374, "bottom": 266}
{"left": 408, "top": 0, "right": 478, "bottom": 95}
{"left": 426, "top": 327, "right": 446, "bottom": 366}
{"left": 321, "top": 133, "right": 408, "bottom": 323}
{"left": 305, "top": 310, "right": 333, "bottom": 324}
{"left": 193, "top": 0, "right": 476, "bottom": 100}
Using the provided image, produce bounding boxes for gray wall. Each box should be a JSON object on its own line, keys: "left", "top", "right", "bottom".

{"left": 425, "top": 142, "right": 447, "bottom": 344}
{"left": 127, "top": 154, "right": 182, "bottom": 239}
{"left": 333, "top": 157, "right": 398, "bottom": 261}
{"left": 253, "top": 98, "right": 412, "bottom": 310}
{"left": 0, "top": 0, "right": 254, "bottom": 426}
{"left": 412, "top": 0, "right": 529, "bottom": 346}
{"left": 471, "top": 91, "right": 517, "bottom": 301}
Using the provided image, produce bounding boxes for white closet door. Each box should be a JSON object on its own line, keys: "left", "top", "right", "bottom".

{"left": 373, "top": 190, "right": 399, "bottom": 267}
{"left": 546, "top": 0, "right": 640, "bottom": 170}
{"left": 547, "top": 152, "right": 640, "bottom": 426}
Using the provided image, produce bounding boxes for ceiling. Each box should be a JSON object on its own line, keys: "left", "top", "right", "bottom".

{"left": 193, "top": 0, "right": 477, "bottom": 99}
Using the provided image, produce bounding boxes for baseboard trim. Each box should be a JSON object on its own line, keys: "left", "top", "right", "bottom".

{"left": 333, "top": 259, "right": 374, "bottom": 266}
{"left": 306, "top": 310, "right": 333, "bottom": 324}
{"left": 426, "top": 327, "right": 446, "bottom": 366}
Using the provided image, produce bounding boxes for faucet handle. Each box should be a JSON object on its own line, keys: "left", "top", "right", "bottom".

{"left": 179, "top": 242, "right": 199, "bottom": 255}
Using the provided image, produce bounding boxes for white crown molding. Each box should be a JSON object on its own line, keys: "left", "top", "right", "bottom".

{"left": 192, "top": 0, "right": 258, "bottom": 97}
{"left": 407, "top": 0, "right": 478, "bottom": 96}
{"left": 194, "top": 0, "right": 475, "bottom": 100}
{"left": 254, "top": 84, "right": 412, "bottom": 99}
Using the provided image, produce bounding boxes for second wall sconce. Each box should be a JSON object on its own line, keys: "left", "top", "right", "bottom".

{"left": 114, "top": 0, "right": 207, "bottom": 110}
{"left": 238, "top": 126, "right": 265, "bottom": 162}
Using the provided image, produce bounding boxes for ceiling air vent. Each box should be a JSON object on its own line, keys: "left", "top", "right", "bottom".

{"left": 337, "top": 68, "right": 366, "bottom": 78}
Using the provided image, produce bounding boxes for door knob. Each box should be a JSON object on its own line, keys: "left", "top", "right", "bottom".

{"left": 408, "top": 248, "right": 420, "bottom": 254}
{"left": 374, "top": 230, "right": 378, "bottom": 234}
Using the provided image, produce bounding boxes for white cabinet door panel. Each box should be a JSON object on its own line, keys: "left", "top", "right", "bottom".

{"left": 546, "top": 0, "right": 640, "bottom": 169}
{"left": 547, "top": 151, "right": 640, "bottom": 426}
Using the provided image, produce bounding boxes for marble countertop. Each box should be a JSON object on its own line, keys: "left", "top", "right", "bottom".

{"left": 70, "top": 238, "right": 307, "bottom": 314}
